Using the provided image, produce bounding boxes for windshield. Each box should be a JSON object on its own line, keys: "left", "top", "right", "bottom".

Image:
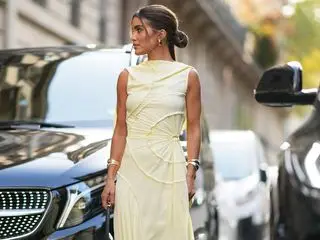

{"left": 211, "top": 140, "right": 259, "bottom": 180}
{"left": 0, "top": 50, "right": 130, "bottom": 127}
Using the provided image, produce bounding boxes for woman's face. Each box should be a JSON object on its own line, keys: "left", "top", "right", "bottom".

{"left": 130, "top": 16, "right": 159, "bottom": 55}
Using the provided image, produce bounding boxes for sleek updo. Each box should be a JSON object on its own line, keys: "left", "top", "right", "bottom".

{"left": 132, "top": 4, "right": 189, "bottom": 60}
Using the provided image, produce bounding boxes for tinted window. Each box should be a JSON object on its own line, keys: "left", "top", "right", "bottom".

{"left": 0, "top": 50, "right": 130, "bottom": 127}
{"left": 46, "top": 52, "right": 129, "bottom": 126}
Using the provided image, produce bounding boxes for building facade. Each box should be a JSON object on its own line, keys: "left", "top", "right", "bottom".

{"left": 0, "top": 0, "right": 124, "bottom": 48}
{"left": 0, "top": 0, "right": 287, "bottom": 163}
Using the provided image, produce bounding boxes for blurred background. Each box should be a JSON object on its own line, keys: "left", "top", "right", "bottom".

{"left": 0, "top": 0, "right": 318, "bottom": 239}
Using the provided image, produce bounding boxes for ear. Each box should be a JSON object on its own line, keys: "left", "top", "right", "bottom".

{"left": 159, "top": 29, "right": 167, "bottom": 41}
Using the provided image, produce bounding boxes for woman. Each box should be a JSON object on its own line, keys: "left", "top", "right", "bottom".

{"left": 101, "top": 4, "right": 201, "bottom": 240}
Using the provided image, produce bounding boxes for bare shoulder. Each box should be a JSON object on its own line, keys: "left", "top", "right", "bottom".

{"left": 118, "top": 68, "right": 129, "bottom": 80}
{"left": 187, "top": 67, "right": 201, "bottom": 90}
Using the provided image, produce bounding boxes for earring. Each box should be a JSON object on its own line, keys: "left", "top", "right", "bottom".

{"left": 158, "top": 39, "right": 162, "bottom": 46}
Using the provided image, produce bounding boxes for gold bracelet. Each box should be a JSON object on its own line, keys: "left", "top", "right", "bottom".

{"left": 107, "top": 158, "right": 120, "bottom": 167}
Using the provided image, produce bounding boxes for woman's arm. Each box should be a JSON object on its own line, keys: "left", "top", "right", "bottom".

{"left": 106, "top": 69, "right": 129, "bottom": 181}
{"left": 186, "top": 68, "right": 201, "bottom": 180}
{"left": 101, "top": 69, "right": 128, "bottom": 208}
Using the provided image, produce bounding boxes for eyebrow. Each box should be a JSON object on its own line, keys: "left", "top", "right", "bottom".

{"left": 132, "top": 25, "right": 144, "bottom": 30}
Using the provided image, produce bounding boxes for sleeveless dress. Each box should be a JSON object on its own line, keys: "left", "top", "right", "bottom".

{"left": 114, "top": 60, "right": 194, "bottom": 240}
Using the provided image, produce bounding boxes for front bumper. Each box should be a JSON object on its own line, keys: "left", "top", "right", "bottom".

{"left": 45, "top": 213, "right": 112, "bottom": 240}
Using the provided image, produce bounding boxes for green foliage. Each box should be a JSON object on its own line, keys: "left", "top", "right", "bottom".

{"left": 285, "top": 0, "right": 320, "bottom": 88}
{"left": 283, "top": 0, "right": 320, "bottom": 116}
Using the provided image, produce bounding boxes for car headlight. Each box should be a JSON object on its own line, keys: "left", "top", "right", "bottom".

{"left": 57, "top": 174, "right": 105, "bottom": 229}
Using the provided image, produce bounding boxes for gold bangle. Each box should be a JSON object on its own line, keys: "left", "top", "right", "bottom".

{"left": 107, "top": 158, "right": 120, "bottom": 167}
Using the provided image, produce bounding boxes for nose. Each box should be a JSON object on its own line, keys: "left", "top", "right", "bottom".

{"left": 130, "top": 32, "right": 137, "bottom": 42}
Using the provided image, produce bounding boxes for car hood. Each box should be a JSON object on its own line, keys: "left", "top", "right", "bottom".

{"left": 0, "top": 127, "right": 114, "bottom": 189}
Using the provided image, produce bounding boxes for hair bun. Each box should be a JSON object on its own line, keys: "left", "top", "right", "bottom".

{"left": 173, "top": 30, "right": 189, "bottom": 48}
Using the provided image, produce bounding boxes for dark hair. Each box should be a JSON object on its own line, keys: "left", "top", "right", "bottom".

{"left": 132, "top": 4, "right": 189, "bottom": 60}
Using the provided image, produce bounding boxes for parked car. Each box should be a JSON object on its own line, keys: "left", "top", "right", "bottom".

{"left": 254, "top": 61, "right": 320, "bottom": 240}
{"left": 209, "top": 130, "right": 271, "bottom": 240}
{"left": 0, "top": 44, "right": 217, "bottom": 239}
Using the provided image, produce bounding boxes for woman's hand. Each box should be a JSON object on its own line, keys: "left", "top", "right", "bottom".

{"left": 101, "top": 179, "right": 116, "bottom": 209}
{"left": 187, "top": 167, "right": 196, "bottom": 200}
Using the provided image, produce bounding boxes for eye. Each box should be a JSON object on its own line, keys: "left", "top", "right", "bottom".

{"left": 137, "top": 28, "right": 143, "bottom": 33}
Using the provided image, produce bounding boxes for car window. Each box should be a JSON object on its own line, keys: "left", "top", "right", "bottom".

{"left": 211, "top": 139, "right": 259, "bottom": 180}
{"left": 0, "top": 50, "right": 130, "bottom": 127}
{"left": 45, "top": 51, "right": 129, "bottom": 126}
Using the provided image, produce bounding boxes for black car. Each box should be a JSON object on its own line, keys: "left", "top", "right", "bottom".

{"left": 0, "top": 45, "right": 217, "bottom": 239}
{"left": 254, "top": 61, "right": 320, "bottom": 240}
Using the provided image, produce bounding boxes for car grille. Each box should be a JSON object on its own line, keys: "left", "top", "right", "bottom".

{"left": 0, "top": 190, "right": 50, "bottom": 239}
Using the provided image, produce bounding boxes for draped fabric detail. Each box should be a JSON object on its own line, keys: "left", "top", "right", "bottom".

{"left": 114, "top": 60, "right": 194, "bottom": 240}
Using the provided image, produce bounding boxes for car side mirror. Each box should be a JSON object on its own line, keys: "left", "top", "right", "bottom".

{"left": 259, "top": 169, "right": 267, "bottom": 183}
{"left": 254, "top": 61, "right": 317, "bottom": 107}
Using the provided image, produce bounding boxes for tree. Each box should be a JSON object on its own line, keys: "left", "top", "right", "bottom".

{"left": 284, "top": 0, "right": 320, "bottom": 88}
{"left": 225, "top": 0, "right": 283, "bottom": 68}
{"left": 282, "top": 0, "right": 320, "bottom": 116}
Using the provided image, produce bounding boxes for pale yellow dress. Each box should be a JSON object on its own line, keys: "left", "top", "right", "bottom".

{"left": 114, "top": 60, "right": 194, "bottom": 240}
